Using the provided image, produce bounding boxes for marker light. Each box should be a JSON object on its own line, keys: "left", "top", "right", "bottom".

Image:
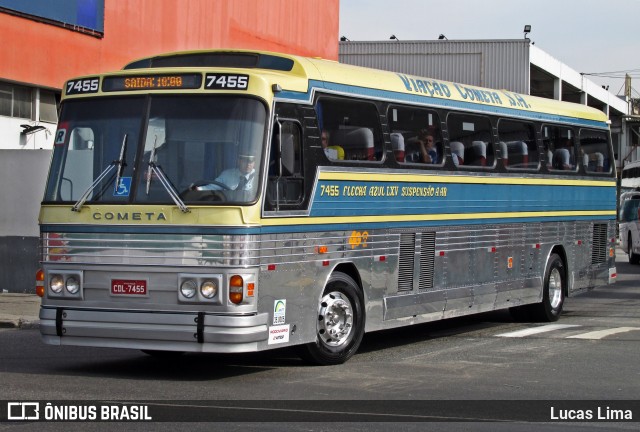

{"left": 200, "top": 280, "right": 218, "bottom": 299}
{"left": 180, "top": 279, "right": 197, "bottom": 298}
{"left": 36, "top": 269, "right": 45, "bottom": 297}
{"left": 50, "top": 274, "right": 64, "bottom": 294}
{"left": 229, "top": 275, "right": 244, "bottom": 304}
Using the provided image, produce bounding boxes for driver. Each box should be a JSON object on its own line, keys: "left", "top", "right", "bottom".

{"left": 196, "top": 153, "right": 256, "bottom": 192}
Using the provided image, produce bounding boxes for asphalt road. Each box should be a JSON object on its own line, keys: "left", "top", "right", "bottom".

{"left": 1, "top": 249, "right": 639, "bottom": 431}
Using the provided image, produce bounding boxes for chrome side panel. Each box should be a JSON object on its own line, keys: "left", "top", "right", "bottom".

{"left": 40, "top": 219, "right": 615, "bottom": 352}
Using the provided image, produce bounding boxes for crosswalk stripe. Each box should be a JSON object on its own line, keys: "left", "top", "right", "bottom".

{"left": 566, "top": 327, "right": 640, "bottom": 340}
{"left": 496, "top": 324, "right": 581, "bottom": 338}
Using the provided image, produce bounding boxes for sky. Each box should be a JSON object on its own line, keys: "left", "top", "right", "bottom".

{"left": 339, "top": 0, "right": 640, "bottom": 97}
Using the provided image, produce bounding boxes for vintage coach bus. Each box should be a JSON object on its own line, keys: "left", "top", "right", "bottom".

{"left": 37, "top": 49, "right": 617, "bottom": 364}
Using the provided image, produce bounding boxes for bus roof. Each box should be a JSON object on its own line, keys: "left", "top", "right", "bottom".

{"left": 75, "top": 49, "right": 611, "bottom": 126}
{"left": 622, "top": 160, "right": 640, "bottom": 170}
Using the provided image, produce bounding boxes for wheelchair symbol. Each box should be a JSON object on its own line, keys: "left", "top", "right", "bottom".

{"left": 114, "top": 177, "right": 132, "bottom": 197}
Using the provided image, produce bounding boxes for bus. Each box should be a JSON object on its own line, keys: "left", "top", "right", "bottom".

{"left": 620, "top": 160, "right": 640, "bottom": 198}
{"left": 619, "top": 197, "right": 640, "bottom": 264}
{"left": 37, "top": 49, "right": 617, "bottom": 365}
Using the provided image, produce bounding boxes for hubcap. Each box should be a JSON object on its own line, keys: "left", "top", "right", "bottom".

{"left": 548, "top": 267, "right": 563, "bottom": 309}
{"left": 317, "top": 291, "right": 354, "bottom": 347}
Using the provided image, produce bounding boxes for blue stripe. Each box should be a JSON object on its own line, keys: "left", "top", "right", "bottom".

{"left": 278, "top": 80, "right": 608, "bottom": 129}
{"left": 310, "top": 181, "right": 616, "bottom": 217}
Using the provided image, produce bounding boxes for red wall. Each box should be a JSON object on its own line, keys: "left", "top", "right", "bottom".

{"left": 0, "top": 0, "right": 339, "bottom": 89}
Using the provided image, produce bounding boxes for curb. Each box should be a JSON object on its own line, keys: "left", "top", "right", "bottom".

{"left": 0, "top": 319, "right": 40, "bottom": 330}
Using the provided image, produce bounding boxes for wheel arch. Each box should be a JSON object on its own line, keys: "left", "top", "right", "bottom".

{"left": 548, "top": 245, "right": 569, "bottom": 296}
{"left": 332, "top": 262, "right": 364, "bottom": 299}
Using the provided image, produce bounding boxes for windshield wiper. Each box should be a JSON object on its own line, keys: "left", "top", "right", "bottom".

{"left": 72, "top": 134, "right": 128, "bottom": 212}
{"left": 146, "top": 137, "right": 190, "bottom": 213}
{"left": 114, "top": 133, "right": 128, "bottom": 192}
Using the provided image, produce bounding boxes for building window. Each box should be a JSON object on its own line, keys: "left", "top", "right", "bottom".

{"left": 0, "top": 81, "right": 33, "bottom": 119}
{"left": 39, "top": 90, "right": 59, "bottom": 123}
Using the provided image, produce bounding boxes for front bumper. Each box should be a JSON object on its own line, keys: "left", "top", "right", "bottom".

{"left": 40, "top": 307, "right": 269, "bottom": 353}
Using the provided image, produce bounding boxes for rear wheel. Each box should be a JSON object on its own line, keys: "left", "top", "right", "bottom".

{"left": 299, "top": 272, "right": 365, "bottom": 365}
{"left": 628, "top": 234, "right": 640, "bottom": 264}
{"left": 530, "top": 253, "right": 565, "bottom": 322}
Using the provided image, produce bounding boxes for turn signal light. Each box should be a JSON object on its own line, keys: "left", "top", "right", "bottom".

{"left": 229, "top": 275, "right": 244, "bottom": 304}
{"left": 316, "top": 245, "right": 328, "bottom": 254}
{"left": 36, "top": 269, "right": 45, "bottom": 297}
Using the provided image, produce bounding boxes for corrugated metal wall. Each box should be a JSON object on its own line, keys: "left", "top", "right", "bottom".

{"left": 0, "top": 150, "right": 51, "bottom": 293}
{"left": 339, "top": 40, "right": 530, "bottom": 94}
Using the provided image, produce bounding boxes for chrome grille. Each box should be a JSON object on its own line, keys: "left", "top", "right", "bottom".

{"left": 398, "top": 233, "right": 415, "bottom": 291}
{"left": 591, "top": 223, "right": 608, "bottom": 265}
{"left": 419, "top": 232, "right": 436, "bottom": 290}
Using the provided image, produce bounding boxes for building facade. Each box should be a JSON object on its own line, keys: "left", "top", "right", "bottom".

{"left": 0, "top": 0, "right": 340, "bottom": 150}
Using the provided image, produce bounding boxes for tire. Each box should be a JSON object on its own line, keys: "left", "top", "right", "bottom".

{"left": 529, "top": 253, "right": 565, "bottom": 322}
{"left": 628, "top": 234, "right": 640, "bottom": 264}
{"left": 299, "top": 272, "right": 365, "bottom": 365}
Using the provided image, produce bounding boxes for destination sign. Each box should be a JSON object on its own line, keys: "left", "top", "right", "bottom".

{"left": 102, "top": 74, "right": 202, "bottom": 92}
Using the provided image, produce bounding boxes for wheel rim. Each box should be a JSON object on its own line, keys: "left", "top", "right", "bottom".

{"left": 548, "top": 267, "right": 563, "bottom": 309}
{"left": 317, "top": 291, "right": 354, "bottom": 348}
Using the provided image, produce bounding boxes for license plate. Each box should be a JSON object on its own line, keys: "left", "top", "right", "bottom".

{"left": 111, "top": 279, "right": 147, "bottom": 296}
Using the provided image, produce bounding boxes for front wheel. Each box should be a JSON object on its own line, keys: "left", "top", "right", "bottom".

{"left": 530, "top": 253, "right": 565, "bottom": 322}
{"left": 299, "top": 272, "right": 365, "bottom": 365}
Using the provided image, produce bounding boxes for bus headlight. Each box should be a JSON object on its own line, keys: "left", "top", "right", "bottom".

{"left": 65, "top": 276, "right": 80, "bottom": 294}
{"left": 200, "top": 280, "right": 218, "bottom": 299}
{"left": 180, "top": 279, "right": 197, "bottom": 299}
{"left": 50, "top": 274, "right": 64, "bottom": 294}
{"left": 179, "top": 274, "right": 223, "bottom": 303}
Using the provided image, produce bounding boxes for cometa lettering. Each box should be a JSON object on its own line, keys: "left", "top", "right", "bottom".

{"left": 92, "top": 212, "right": 167, "bottom": 221}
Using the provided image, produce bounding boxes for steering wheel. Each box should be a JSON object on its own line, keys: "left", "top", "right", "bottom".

{"left": 179, "top": 180, "right": 230, "bottom": 202}
{"left": 187, "top": 180, "right": 232, "bottom": 191}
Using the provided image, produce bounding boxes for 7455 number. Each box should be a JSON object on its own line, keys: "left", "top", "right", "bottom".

{"left": 205, "top": 74, "right": 249, "bottom": 90}
{"left": 66, "top": 78, "right": 99, "bottom": 95}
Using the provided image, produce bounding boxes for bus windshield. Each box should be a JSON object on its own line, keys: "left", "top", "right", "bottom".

{"left": 44, "top": 95, "right": 267, "bottom": 205}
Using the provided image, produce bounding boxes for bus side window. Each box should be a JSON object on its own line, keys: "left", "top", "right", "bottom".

{"left": 545, "top": 125, "right": 577, "bottom": 172}
{"left": 446, "top": 113, "right": 494, "bottom": 168}
{"left": 387, "top": 105, "right": 443, "bottom": 166}
{"left": 266, "top": 120, "right": 304, "bottom": 209}
{"left": 316, "top": 97, "right": 383, "bottom": 161}
{"left": 497, "top": 119, "right": 538, "bottom": 170}
{"left": 579, "top": 129, "right": 611, "bottom": 174}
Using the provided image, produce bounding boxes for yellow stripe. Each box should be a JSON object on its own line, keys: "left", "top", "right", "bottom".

{"left": 41, "top": 204, "right": 615, "bottom": 227}
{"left": 318, "top": 171, "right": 616, "bottom": 187}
